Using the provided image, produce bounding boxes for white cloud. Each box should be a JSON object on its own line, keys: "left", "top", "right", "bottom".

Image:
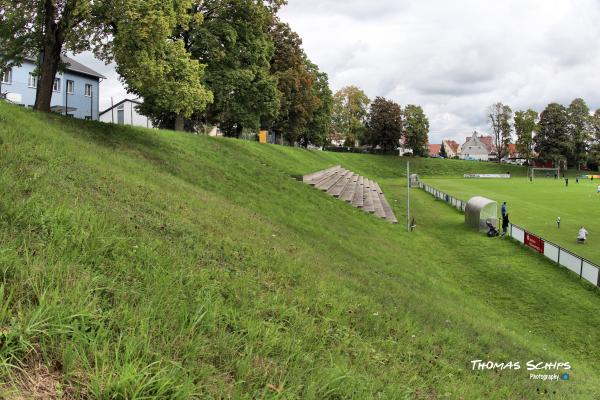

{"left": 280, "top": 0, "right": 600, "bottom": 144}
{"left": 71, "top": 0, "right": 600, "bottom": 144}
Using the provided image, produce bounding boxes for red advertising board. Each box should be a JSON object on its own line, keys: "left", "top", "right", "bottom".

{"left": 525, "top": 232, "right": 545, "bottom": 254}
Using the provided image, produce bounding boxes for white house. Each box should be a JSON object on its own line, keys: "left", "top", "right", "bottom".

{"left": 460, "top": 132, "right": 493, "bottom": 161}
{"left": 99, "top": 99, "right": 154, "bottom": 128}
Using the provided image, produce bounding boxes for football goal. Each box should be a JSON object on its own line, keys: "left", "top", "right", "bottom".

{"left": 528, "top": 167, "right": 560, "bottom": 179}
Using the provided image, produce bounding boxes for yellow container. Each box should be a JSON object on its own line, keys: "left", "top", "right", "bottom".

{"left": 258, "top": 130, "right": 267, "bottom": 144}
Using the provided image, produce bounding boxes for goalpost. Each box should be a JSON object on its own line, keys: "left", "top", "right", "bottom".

{"left": 528, "top": 167, "right": 560, "bottom": 180}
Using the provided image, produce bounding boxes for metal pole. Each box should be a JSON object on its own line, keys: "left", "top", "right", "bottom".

{"left": 111, "top": 97, "right": 114, "bottom": 123}
{"left": 407, "top": 161, "right": 410, "bottom": 232}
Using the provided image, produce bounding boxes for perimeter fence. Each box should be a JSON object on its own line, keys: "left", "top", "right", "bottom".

{"left": 419, "top": 182, "right": 600, "bottom": 288}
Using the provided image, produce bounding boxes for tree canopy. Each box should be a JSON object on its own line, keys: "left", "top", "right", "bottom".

{"left": 109, "top": 0, "right": 213, "bottom": 131}
{"left": 535, "top": 103, "right": 571, "bottom": 167}
{"left": 268, "top": 20, "right": 332, "bottom": 146}
{"left": 365, "top": 97, "right": 402, "bottom": 152}
{"left": 514, "top": 109, "right": 538, "bottom": 165}
{"left": 403, "top": 104, "right": 429, "bottom": 157}
{"left": 184, "top": 0, "right": 280, "bottom": 135}
{"left": 331, "top": 86, "right": 370, "bottom": 146}
{"left": 567, "top": 98, "right": 592, "bottom": 169}
{"left": 487, "top": 102, "right": 513, "bottom": 161}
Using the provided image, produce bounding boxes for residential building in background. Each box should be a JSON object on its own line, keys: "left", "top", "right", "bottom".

{"left": 99, "top": 99, "right": 154, "bottom": 128}
{"left": 442, "top": 139, "right": 461, "bottom": 158}
{"left": 460, "top": 132, "right": 493, "bottom": 161}
{"left": 428, "top": 143, "right": 441, "bottom": 157}
{"left": 0, "top": 55, "right": 104, "bottom": 120}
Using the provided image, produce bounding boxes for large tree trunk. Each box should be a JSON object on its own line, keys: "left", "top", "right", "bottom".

{"left": 34, "top": 0, "right": 64, "bottom": 113}
{"left": 34, "top": 45, "right": 61, "bottom": 112}
{"left": 174, "top": 114, "right": 185, "bottom": 131}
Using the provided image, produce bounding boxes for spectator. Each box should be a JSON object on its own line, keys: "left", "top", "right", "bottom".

{"left": 501, "top": 213, "right": 509, "bottom": 237}
{"left": 501, "top": 202, "right": 507, "bottom": 218}
{"left": 565, "top": 178, "right": 569, "bottom": 187}
{"left": 576, "top": 177, "right": 579, "bottom": 184}
{"left": 577, "top": 227, "right": 588, "bottom": 243}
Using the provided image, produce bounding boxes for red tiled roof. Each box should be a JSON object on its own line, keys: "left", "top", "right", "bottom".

{"left": 428, "top": 144, "right": 441, "bottom": 156}
{"left": 478, "top": 136, "right": 493, "bottom": 152}
{"left": 444, "top": 140, "right": 460, "bottom": 153}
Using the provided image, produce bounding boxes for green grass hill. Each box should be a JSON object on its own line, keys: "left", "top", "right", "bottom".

{"left": 1, "top": 102, "right": 599, "bottom": 399}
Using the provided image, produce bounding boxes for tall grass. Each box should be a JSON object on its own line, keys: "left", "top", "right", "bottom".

{"left": 0, "top": 103, "right": 599, "bottom": 398}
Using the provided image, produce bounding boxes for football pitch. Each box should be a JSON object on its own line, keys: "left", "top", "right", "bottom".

{"left": 425, "top": 175, "right": 600, "bottom": 264}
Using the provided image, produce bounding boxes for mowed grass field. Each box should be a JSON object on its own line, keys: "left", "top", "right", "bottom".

{"left": 2, "top": 102, "right": 600, "bottom": 398}
{"left": 426, "top": 176, "right": 600, "bottom": 264}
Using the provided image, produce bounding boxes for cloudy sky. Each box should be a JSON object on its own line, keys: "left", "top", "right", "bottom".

{"left": 78, "top": 0, "right": 600, "bottom": 144}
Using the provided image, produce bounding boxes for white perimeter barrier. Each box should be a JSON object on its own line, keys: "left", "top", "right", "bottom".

{"left": 420, "top": 182, "right": 600, "bottom": 288}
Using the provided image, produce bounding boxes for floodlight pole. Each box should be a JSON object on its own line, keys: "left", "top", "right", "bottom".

{"left": 407, "top": 161, "right": 410, "bottom": 232}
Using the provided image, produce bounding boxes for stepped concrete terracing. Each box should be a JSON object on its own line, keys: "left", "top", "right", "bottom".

{"left": 303, "top": 166, "right": 398, "bottom": 224}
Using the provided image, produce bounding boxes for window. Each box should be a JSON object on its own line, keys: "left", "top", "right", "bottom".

{"left": 66, "top": 80, "right": 74, "bottom": 94}
{"left": 28, "top": 73, "right": 37, "bottom": 88}
{"left": 53, "top": 78, "right": 61, "bottom": 92}
{"left": 2, "top": 68, "right": 12, "bottom": 84}
{"left": 84, "top": 84, "right": 92, "bottom": 97}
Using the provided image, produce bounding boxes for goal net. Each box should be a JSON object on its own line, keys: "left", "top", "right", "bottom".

{"left": 529, "top": 167, "right": 560, "bottom": 179}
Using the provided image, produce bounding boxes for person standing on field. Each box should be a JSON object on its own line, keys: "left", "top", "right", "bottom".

{"left": 501, "top": 202, "right": 507, "bottom": 218}
{"left": 502, "top": 213, "right": 509, "bottom": 237}
{"left": 566, "top": 178, "right": 569, "bottom": 187}
{"left": 557, "top": 217, "right": 561, "bottom": 229}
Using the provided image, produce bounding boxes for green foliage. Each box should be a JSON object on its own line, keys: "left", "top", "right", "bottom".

{"left": 331, "top": 86, "right": 370, "bottom": 146}
{"left": 487, "top": 102, "right": 513, "bottom": 161}
{"left": 188, "top": 0, "right": 280, "bottom": 136}
{"left": 567, "top": 98, "right": 592, "bottom": 169}
{"left": 365, "top": 97, "right": 402, "bottom": 152}
{"left": 269, "top": 21, "right": 331, "bottom": 146}
{"left": 403, "top": 104, "right": 430, "bottom": 157}
{"left": 303, "top": 61, "right": 334, "bottom": 147}
{"left": 514, "top": 109, "right": 538, "bottom": 164}
{"left": 439, "top": 142, "right": 447, "bottom": 158}
{"left": 111, "top": 0, "right": 213, "bottom": 128}
{"left": 535, "top": 103, "right": 571, "bottom": 166}
{"left": 589, "top": 109, "right": 600, "bottom": 165}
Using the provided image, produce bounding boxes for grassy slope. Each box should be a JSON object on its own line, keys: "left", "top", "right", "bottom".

{"left": 1, "top": 103, "right": 599, "bottom": 399}
{"left": 426, "top": 177, "right": 600, "bottom": 264}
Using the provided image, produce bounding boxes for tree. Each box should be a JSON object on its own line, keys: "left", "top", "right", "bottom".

{"left": 514, "top": 109, "right": 538, "bottom": 165}
{"left": 302, "top": 60, "right": 333, "bottom": 147}
{"left": 487, "top": 102, "right": 513, "bottom": 162}
{"left": 183, "top": 0, "right": 280, "bottom": 136}
{"left": 108, "top": 0, "right": 213, "bottom": 131}
{"left": 439, "top": 142, "right": 447, "bottom": 158}
{"left": 403, "top": 105, "right": 429, "bottom": 157}
{"left": 365, "top": 97, "right": 402, "bottom": 152}
{"left": 535, "top": 103, "right": 571, "bottom": 168}
{"left": 567, "top": 98, "right": 592, "bottom": 169}
{"left": 588, "top": 109, "right": 600, "bottom": 168}
{"left": 0, "top": 0, "right": 96, "bottom": 112}
{"left": 268, "top": 21, "right": 314, "bottom": 144}
{"left": 331, "top": 86, "right": 370, "bottom": 146}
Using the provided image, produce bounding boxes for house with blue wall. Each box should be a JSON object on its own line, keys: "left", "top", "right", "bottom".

{"left": 0, "top": 55, "right": 105, "bottom": 120}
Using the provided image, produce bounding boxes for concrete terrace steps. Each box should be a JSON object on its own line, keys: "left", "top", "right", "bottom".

{"left": 302, "top": 167, "right": 398, "bottom": 224}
